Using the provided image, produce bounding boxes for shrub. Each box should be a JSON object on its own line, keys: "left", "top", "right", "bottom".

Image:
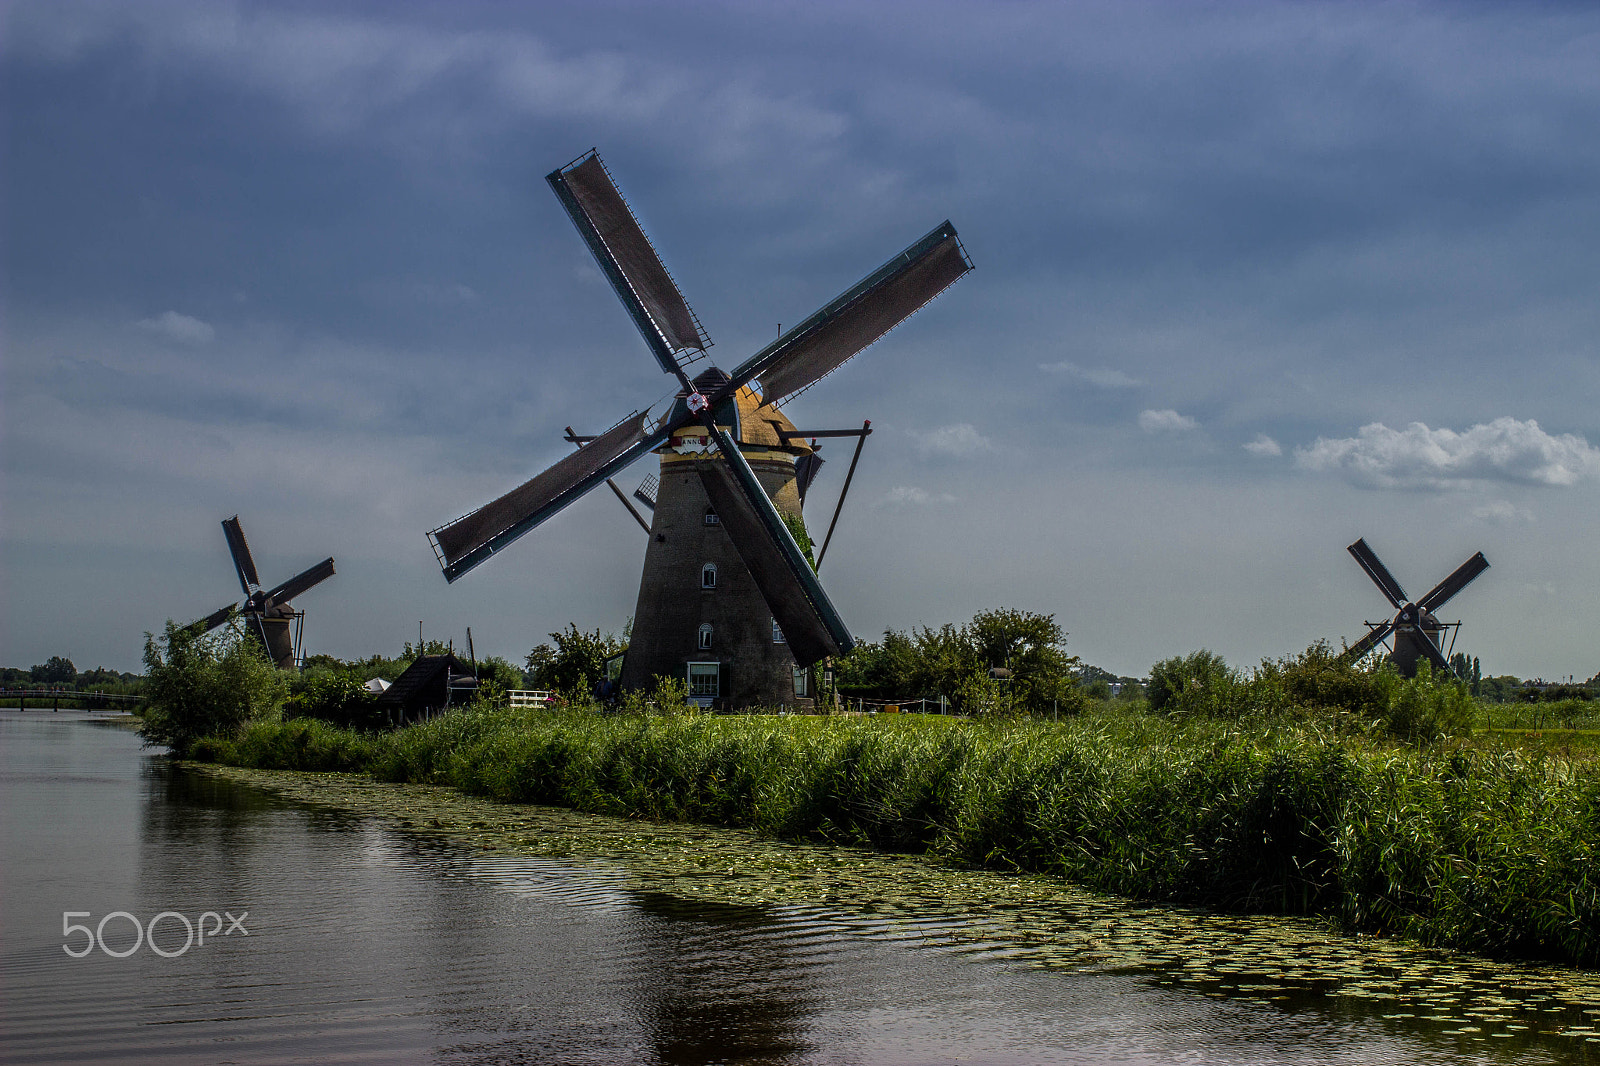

{"left": 1379, "top": 662, "right": 1475, "bottom": 742}
{"left": 1148, "top": 650, "right": 1236, "bottom": 716}
{"left": 285, "top": 672, "right": 381, "bottom": 729}
{"left": 616, "top": 675, "right": 695, "bottom": 716}
{"left": 1253, "top": 640, "right": 1389, "bottom": 719}
{"left": 140, "top": 618, "right": 287, "bottom": 755}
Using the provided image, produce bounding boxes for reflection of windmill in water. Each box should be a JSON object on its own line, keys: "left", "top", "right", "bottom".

{"left": 189, "top": 516, "right": 336, "bottom": 669}
{"left": 1339, "top": 537, "right": 1488, "bottom": 678}
{"left": 628, "top": 892, "right": 819, "bottom": 1063}
{"left": 428, "top": 150, "right": 971, "bottom": 708}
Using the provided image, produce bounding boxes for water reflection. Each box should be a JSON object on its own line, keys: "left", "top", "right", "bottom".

{"left": 628, "top": 894, "right": 819, "bottom": 1064}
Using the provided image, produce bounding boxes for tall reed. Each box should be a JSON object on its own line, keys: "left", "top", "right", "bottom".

{"left": 196, "top": 708, "right": 1600, "bottom": 967}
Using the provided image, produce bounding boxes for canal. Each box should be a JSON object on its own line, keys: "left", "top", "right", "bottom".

{"left": 2, "top": 710, "right": 1594, "bottom": 1064}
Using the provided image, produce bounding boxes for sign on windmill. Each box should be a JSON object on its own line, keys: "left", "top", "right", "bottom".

{"left": 427, "top": 149, "right": 972, "bottom": 708}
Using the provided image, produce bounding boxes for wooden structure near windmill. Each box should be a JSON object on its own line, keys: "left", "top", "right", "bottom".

{"left": 426, "top": 149, "right": 970, "bottom": 708}
{"left": 375, "top": 653, "right": 477, "bottom": 726}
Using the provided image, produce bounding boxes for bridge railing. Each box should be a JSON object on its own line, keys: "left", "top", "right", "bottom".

{"left": 2, "top": 687, "right": 146, "bottom": 710}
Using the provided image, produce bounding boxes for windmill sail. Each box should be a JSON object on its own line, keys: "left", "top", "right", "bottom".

{"left": 1411, "top": 632, "right": 1452, "bottom": 672}
{"left": 1417, "top": 553, "right": 1490, "bottom": 613}
{"left": 549, "top": 152, "right": 708, "bottom": 374}
{"left": 263, "top": 557, "right": 336, "bottom": 605}
{"left": 1343, "top": 622, "right": 1393, "bottom": 663}
{"left": 190, "top": 603, "right": 238, "bottom": 635}
{"left": 430, "top": 412, "right": 668, "bottom": 581}
{"left": 696, "top": 422, "right": 853, "bottom": 665}
{"left": 1347, "top": 538, "right": 1406, "bottom": 609}
{"left": 726, "top": 222, "right": 971, "bottom": 406}
{"left": 222, "top": 516, "right": 262, "bottom": 594}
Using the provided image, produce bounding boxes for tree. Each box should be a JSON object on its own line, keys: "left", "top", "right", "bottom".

{"left": 31, "top": 656, "right": 76, "bottom": 684}
{"left": 477, "top": 655, "right": 523, "bottom": 693}
{"left": 141, "top": 618, "right": 287, "bottom": 754}
{"left": 965, "top": 608, "right": 1081, "bottom": 714}
{"left": 285, "top": 672, "right": 379, "bottom": 729}
{"left": 910, "top": 623, "right": 981, "bottom": 703}
{"left": 525, "top": 624, "right": 626, "bottom": 697}
{"left": 834, "top": 609, "right": 1081, "bottom": 715}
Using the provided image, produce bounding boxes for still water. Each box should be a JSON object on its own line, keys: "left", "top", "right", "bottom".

{"left": 1, "top": 710, "right": 1595, "bottom": 1065}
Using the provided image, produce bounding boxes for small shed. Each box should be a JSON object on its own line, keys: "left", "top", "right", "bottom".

{"left": 375, "top": 654, "right": 476, "bottom": 726}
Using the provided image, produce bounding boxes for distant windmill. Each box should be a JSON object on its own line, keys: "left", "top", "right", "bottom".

{"left": 190, "top": 516, "right": 336, "bottom": 669}
{"left": 428, "top": 149, "right": 971, "bottom": 707}
{"left": 1340, "top": 537, "right": 1488, "bottom": 677}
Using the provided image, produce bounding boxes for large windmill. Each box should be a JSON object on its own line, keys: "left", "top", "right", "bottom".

{"left": 1339, "top": 537, "right": 1488, "bottom": 677}
{"left": 190, "top": 516, "right": 336, "bottom": 669}
{"left": 428, "top": 150, "right": 971, "bottom": 707}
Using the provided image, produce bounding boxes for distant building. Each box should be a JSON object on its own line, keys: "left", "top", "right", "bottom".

{"left": 375, "top": 654, "right": 475, "bottom": 726}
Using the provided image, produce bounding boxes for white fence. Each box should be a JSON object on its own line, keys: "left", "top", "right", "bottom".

{"left": 508, "top": 689, "right": 553, "bottom": 709}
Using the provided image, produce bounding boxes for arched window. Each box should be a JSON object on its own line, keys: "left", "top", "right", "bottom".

{"left": 698, "top": 623, "right": 713, "bottom": 650}
{"left": 701, "top": 562, "right": 717, "bottom": 589}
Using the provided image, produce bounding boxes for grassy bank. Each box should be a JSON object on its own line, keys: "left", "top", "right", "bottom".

{"left": 190, "top": 705, "right": 1600, "bottom": 969}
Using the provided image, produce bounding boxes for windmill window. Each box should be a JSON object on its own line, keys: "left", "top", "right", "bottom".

{"left": 697, "top": 623, "right": 713, "bottom": 650}
{"left": 701, "top": 563, "right": 717, "bottom": 589}
{"left": 772, "top": 618, "right": 785, "bottom": 643}
{"left": 704, "top": 508, "right": 719, "bottom": 525}
{"left": 687, "top": 662, "right": 720, "bottom": 699}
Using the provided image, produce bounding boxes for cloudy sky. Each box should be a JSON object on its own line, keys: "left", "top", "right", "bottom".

{"left": 4, "top": 1, "right": 1599, "bottom": 679}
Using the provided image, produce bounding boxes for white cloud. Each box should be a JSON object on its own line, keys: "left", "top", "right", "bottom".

{"left": 883, "top": 486, "right": 956, "bottom": 505}
{"left": 912, "top": 423, "right": 993, "bottom": 457}
{"left": 1138, "top": 409, "right": 1198, "bottom": 433}
{"left": 1471, "top": 500, "right": 1535, "bottom": 524}
{"left": 1040, "top": 360, "right": 1142, "bottom": 388}
{"left": 135, "top": 311, "right": 214, "bottom": 345}
{"left": 1243, "top": 433, "right": 1282, "bottom": 457}
{"left": 1294, "top": 417, "right": 1600, "bottom": 490}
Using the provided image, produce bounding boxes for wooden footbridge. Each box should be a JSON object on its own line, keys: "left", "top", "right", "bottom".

{"left": 2, "top": 687, "right": 145, "bottom": 711}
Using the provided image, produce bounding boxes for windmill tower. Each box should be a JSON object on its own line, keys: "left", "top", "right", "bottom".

{"left": 621, "top": 369, "right": 822, "bottom": 707}
{"left": 189, "top": 515, "right": 336, "bottom": 669}
{"left": 427, "top": 150, "right": 971, "bottom": 706}
{"left": 1340, "top": 537, "right": 1489, "bottom": 677}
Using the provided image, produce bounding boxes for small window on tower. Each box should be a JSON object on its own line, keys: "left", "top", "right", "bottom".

{"left": 701, "top": 563, "right": 717, "bottom": 589}
{"left": 704, "top": 508, "right": 719, "bottom": 525}
{"left": 772, "top": 618, "right": 785, "bottom": 643}
{"left": 698, "top": 623, "right": 713, "bottom": 650}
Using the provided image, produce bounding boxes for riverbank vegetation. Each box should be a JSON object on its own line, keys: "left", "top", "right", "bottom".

{"left": 174, "top": 646, "right": 1597, "bottom": 970}
{"left": 127, "top": 612, "right": 1600, "bottom": 968}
